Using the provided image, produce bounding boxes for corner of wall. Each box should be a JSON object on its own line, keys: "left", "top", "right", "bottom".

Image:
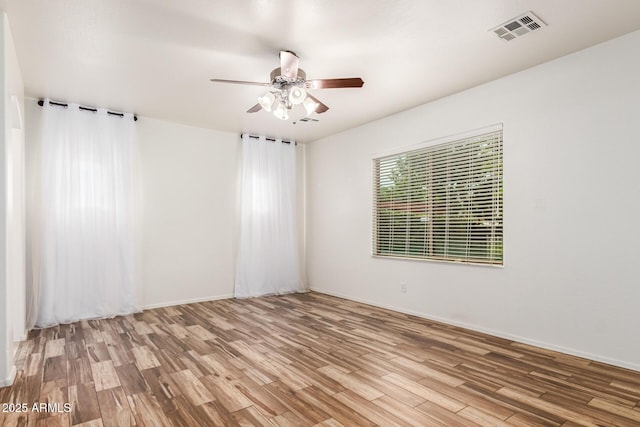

{"left": 0, "top": 10, "right": 10, "bottom": 387}
{"left": 0, "top": 10, "right": 27, "bottom": 387}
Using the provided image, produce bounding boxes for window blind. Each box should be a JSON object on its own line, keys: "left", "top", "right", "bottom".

{"left": 373, "top": 130, "right": 503, "bottom": 265}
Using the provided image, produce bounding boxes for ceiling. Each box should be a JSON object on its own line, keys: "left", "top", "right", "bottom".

{"left": 1, "top": 1, "right": 640, "bottom": 143}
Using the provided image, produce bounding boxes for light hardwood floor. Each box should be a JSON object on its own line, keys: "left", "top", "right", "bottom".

{"left": 1, "top": 292, "right": 639, "bottom": 426}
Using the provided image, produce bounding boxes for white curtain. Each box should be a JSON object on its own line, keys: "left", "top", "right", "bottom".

{"left": 235, "top": 135, "right": 305, "bottom": 298}
{"left": 27, "top": 100, "right": 139, "bottom": 328}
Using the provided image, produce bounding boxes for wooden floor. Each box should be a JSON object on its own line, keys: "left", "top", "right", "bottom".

{"left": 1, "top": 293, "right": 639, "bottom": 427}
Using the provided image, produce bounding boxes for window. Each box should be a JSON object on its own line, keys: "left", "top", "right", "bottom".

{"left": 373, "top": 128, "right": 503, "bottom": 265}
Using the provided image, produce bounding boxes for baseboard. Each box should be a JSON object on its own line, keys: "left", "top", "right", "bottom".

{"left": 1, "top": 365, "right": 16, "bottom": 387}
{"left": 311, "top": 288, "right": 640, "bottom": 373}
{"left": 141, "top": 294, "right": 234, "bottom": 310}
{"left": 13, "top": 330, "right": 28, "bottom": 343}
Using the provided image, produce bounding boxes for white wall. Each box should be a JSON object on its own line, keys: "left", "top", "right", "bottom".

{"left": 5, "top": 18, "right": 24, "bottom": 350}
{"left": 136, "top": 118, "right": 238, "bottom": 307}
{"left": 137, "top": 126, "right": 306, "bottom": 305}
{"left": 0, "top": 12, "right": 9, "bottom": 387}
{"left": 0, "top": 12, "right": 25, "bottom": 387}
{"left": 306, "top": 30, "right": 640, "bottom": 371}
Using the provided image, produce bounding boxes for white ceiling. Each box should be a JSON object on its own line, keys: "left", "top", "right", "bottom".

{"left": 2, "top": 0, "right": 640, "bottom": 143}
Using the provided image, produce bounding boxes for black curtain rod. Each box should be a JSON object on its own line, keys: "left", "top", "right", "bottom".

{"left": 38, "top": 99, "right": 138, "bottom": 121}
{"left": 241, "top": 133, "right": 296, "bottom": 145}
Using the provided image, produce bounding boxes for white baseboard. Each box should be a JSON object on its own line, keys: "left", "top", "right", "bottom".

{"left": 1, "top": 365, "right": 16, "bottom": 387}
{"left": 312, "top": 288, "right": 640, "bottom": 373}
{"left": 13, "top": 330, "right": 28, "bottom": 343}
{"left": 141, "top": 294, "right": 234, "bottom": 310}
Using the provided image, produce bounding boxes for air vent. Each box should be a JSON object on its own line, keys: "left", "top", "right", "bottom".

{"left": 490, "top": 11, "right": 546, "bottom": 42}
{"left": 299, "top": 117, "right": 319, "bottom": 122}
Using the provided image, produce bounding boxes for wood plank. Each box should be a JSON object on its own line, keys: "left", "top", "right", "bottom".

{"left": 383, "top": 372, "right": 466, "bottom": 412}
{"left": 265, "top": 381, "right": 330, "bottom": 425}
{"left": 317, "top": 365, "right": 384, "bottom": 401}
{"left": 25, "top": 352, "right": 44, "bottom": 376}
{"left": 71, "top": 419, "right": 104, "bottom": 427}
{"left": 126, "top": 392, "right": 172, "bottom": 427}
{"left": 271, "top": 410, "right": 308, "bottom": 427}
{"left": 90, "top": 361, "right": 120, "bottom": 391}
{"left": 68, "top": 357, "right": 93, "bottom": 386}
{"left": 297, "top": 385, "right": 376, "bottom": 427}
{"left": 140, "top": 367, "right": 182, "bottom": 404}
{"left": 68, "top": 382, "right": 101, "bottom": 426}
{"left": 416, "top": 400, "right": 483, "bottom": 427}
{"left": 392, "top": 356, "right": 466, "bottom": 387}
{"left": 232, "top": 375, "right": 289, "bottom": 418}
{"left": 95, "top": 387, "right": 135, "bottom": 427}
{"left": 372, "top": 394, "right": 445, "bottom": 426}
{"left": 506, "top": 412, "right": 562, "bottom": 427}
{"left": 38, "top": 379, "right": 69, "bottom": 423}
{"left": 231, "top": 405, "right": 274, "bottom": 427}
{"left": 35, "top": 413, "right": 71, "bottom": 426}
{"left": 42, "top": 355, "right": 66, "bottom": 383}
{"left": 333, "top": 389, "right": 406, "bottom": 426}
{"left": 588, "top": 397, "right": 640, "bottom": 423}
{"left": 199, "top": 374, "right": 251, "bottom": 412}
{"left": 497, "top": 387, "right": 603, "bottom": 427}
{"left": 161, "top": 395, "right": 216, "bottom": 427}
{"left": 170, "top": 369, "right": 214, "bottom": 406}
{"left": 194, "top": 400, "right": 237, "bottom": 426}
{"left": 115, "top": 363, "right": 148, "bottom": 395}
{"left": 44, "top": 339, "right": 66, "bottom": 359}
{"left": 130, "top": 346, "right": 160, "bottom": 370}
{"left": 352, "top": 369, "right": 426, "bottom": 408}
{"left": 86, "top": 343, "right": 111, "bottom": 363}
{"left": 458, "top": 406, "right": 514, "bottom": 427}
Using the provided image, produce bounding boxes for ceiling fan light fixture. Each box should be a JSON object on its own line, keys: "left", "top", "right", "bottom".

{"left": 210, "top": 50, "right": 364, "bottom": 120}
{"left": 273, "top": 102, "right": 289, "bottom": 120}
{"left": 257, "top": 92, "right": 276, "bottom": 112}
{"left": 289, "top": 86, "right": 307, "bottom": 105}
{"left": 303, "top": 97, "right": 319, "bottom": 116}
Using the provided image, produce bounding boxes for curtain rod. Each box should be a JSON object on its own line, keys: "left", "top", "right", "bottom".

{"left": 37, "top": 99, "right": 138, "bottom": 121}
{"left": 241, "top": 133, "right": 296, "bottom": 145}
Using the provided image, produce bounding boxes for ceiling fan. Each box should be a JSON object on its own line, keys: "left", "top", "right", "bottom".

{"left": 210, "top": 50, "right": 364, "bottom": 120}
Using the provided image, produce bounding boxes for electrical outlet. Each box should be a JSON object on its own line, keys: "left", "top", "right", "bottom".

{"left": 401, "top": 283, "right": 407, "bottom": 293}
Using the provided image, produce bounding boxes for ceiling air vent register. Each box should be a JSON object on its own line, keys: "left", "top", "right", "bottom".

{"left": 490, "top": 11, "right": 546, "bottom": 41}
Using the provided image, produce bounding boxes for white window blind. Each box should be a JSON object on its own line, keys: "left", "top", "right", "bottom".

{"left": 373, "top": 130, "right": 503, "bottom": 265}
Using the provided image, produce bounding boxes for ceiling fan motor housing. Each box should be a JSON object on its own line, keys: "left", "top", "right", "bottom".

{"left": 270, "top": 67, "right": 307, "bottom": 89}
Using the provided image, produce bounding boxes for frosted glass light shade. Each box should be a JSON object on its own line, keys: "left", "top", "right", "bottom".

{"left": 303, "top": 97, "right": 319, "bottom": 115}
{"left": 273, "top": 102, "right": 289, "bottom": 120}
{"left": 258, "top": 92, "right": 276, "bottom": 112}
{"left": 289, "top": 87, "right": 307, "bottom": 105}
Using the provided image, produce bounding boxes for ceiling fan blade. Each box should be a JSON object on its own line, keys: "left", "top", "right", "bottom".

{"left": 307, "top": 94, "right": 329, "bottom": 114}
{"left": 306, "top": 78, "right": 364, "bottom": 89}
{"left": 279, "top": 50, "right": 299, "bottom": 79}
{"left": 210, "top": 79, "right": 271, "bottom": 87}
{"left": 246, "top": 103, "right": 262, "bottom": 113}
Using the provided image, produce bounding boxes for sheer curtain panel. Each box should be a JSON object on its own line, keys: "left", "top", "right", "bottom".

{"left": 28, "top": 100, "right": 139, "bottom": 328}
{"left": 235, "top": 135, "right": 304, "bottom": 298}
